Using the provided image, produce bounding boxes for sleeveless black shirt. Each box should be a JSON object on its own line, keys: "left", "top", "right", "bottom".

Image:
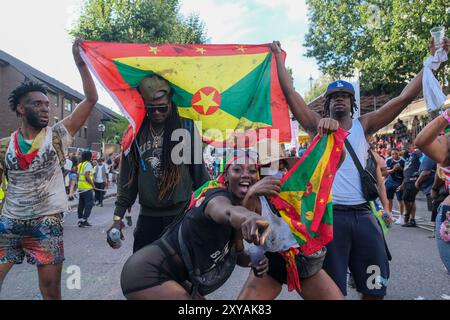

{"left": 166, "top": 188, "right": 235, "bottom": 273}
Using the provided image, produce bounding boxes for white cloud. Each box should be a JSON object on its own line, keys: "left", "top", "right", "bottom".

{"left": 277, "top": 37, "right": 321, "bottom": 95}
{"left": 179, "top": 0, "right": 255, "bottom": 43}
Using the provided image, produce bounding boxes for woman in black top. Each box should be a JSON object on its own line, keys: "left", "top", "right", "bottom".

{"left": 120, "top": 151, "right": 271, "bottom": 299}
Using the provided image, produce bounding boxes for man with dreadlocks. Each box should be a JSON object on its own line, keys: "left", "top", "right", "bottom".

{"left": 108, "top": 75, "right": 210, "bottom": 253}
{"left": 272, "top": 40, "right": 433, "bottom": 299}
{"left": 0, "top": 38, "right": 98, "bottom": 299}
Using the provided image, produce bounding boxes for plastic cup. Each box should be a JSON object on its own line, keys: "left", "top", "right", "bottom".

{"left": 430, "top": 26, "right": 445, "bottom": 49}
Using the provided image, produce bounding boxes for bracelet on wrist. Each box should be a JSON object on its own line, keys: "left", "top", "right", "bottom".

{"left": 440, "top": 110, "right": 450, "bottom": 124}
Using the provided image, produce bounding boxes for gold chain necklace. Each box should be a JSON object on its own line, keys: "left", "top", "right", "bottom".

{"left": 150, "top": 126, "right": 164, "bottom": 149}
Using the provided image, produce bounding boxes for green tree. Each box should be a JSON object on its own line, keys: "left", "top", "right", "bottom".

{"left": 69, "top": 0, "right": 207, "bottom": 44}
{"left": 304, "top": 74, "right": 333, "bottom": 102}
{"left": 304, "top": 0, "right": 449, "bottom": 96}
{"left": 104, "top": 117, "right": 129, "bottom": 144}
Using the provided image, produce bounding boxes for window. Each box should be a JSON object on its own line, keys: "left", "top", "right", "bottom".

{"left": 78, "top": 130, "right": 82, "bottom": 137}
{"left": 84, "top": 126, "right": 88, "bottom": 139}
{"left": 64, "top": 98, "right": 72, "bottom": 112}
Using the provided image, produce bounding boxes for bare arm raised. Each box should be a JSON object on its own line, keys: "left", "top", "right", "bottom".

{"left": 62, "top": 38, "right": 98, "bottom": 137}
{"left": 272, "top": 41, "right": 321, "bottom": 137}
{"left": 361, "top": 37, "right": 449, "bottom": 136}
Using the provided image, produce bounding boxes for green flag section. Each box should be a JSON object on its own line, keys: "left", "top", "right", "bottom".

{"left": 271, "top": 128, "right": 349, "bottom": 256}
{"left": 79, "top": 42, "right": 291, "bottom": 150}
{"left": 370, "top": 201, "right": 389, "bottom": 236}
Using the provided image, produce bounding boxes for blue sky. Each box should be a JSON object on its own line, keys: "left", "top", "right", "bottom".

{"left": 0, "top": 0, "right": 320, "bottom": 113}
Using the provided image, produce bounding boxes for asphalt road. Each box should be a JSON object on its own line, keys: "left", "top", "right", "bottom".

{"left": 1, "top": 195, "right": 449, "bottom": 300}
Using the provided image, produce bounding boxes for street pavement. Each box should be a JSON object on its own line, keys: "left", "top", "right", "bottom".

{"left": 1, "top": 193, "right": 449, "bottom": 300}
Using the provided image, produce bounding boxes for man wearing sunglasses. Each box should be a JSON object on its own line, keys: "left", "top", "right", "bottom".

{"left": 108, "top": 75, "right": 210, "bottom": 253}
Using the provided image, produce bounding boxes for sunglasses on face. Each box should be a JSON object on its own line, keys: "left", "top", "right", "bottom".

{"left": 146, "top": 104, "right": 169, "bottom": 114}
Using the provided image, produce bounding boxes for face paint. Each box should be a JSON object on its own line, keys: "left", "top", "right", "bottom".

{"left": 25, "top": 105, "right": 48, "bottom": 129}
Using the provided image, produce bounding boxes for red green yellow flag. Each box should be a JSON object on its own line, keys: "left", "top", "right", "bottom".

{"left": 79, "top": 42, "right": 291, "bottom": 150}
{"left": 271, "top": 128, "right": 349, "bottom": 256}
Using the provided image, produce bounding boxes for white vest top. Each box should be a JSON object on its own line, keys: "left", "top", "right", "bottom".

{"left": 2, "top": 123, "right": 72, "bottom": 219}
{"left": 332, "top": 118, "right": 369, "bottom": 205}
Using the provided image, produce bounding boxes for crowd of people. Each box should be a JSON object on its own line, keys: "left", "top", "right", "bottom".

{"left": 63, "top": 151, "right": 120, "bottom": 202}
{"left": 0, "top": 36, "right": 449, "bottom": 301}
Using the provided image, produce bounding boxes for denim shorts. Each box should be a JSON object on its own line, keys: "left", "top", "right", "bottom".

{"left": 0, "top": 214, "right": 65, "bottom": 266}
{"left": 385, "top": 179, "right": 403, "bottom": 201}
{"left": 266, "top": 247, "right": 326, "bottom": 284}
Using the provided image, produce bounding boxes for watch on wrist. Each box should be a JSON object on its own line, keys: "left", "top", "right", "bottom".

{"left": 113, "top": 215, "right": 122, "bottom": 221}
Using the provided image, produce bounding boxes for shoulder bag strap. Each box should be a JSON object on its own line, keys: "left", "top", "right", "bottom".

{"left": 344, "top": 139, "right": 366, "bottom": 177}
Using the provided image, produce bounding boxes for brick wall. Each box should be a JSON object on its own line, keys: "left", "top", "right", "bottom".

{"left": 0, "top": 64, "right": 25, "bottom": 138}
{"left": 0, "top": 62, "right": 116, "bottom": 149}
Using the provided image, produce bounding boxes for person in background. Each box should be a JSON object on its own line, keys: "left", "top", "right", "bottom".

{"left": 63, "top": 156, "right": 73, "bottom": 195}
{"left": 394, "top": 119, "right": 409, "bottom": 149}
{"left": 77, "top": 151, "right": 95, "bottom": 227}
{"left": 412, "top": 116, "right": 421, "bottom": 140}
{"left": 68, "top": 166, "right": 78, "bottom": 201}
{"left": 385, "top": 149, "right": 406, "bottom": 224}
{"left": 397, "top": 148, "right": 422, "bottom": 227}
{"left": 94, "top": 158, "right": 108, "bottom": 207}
{"left": 416, "top": 155, "right": 437, "bottom": 227}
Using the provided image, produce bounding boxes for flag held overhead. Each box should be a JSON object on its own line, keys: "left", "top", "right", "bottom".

{"left": 79, "top": 42, "right": 291, "bottom": 151}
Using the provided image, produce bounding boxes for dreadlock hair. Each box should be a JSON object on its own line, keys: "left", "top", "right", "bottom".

{"left": 8, "top": 81, "right": 48, "bottom": 116}
{"left": 126, "top": 92, "right": 183, "bottom": 201}
{"left": 323, "top": 94, "right": 358, "bottom": 118}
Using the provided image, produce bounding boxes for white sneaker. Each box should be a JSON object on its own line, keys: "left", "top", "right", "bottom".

{"left": 395, "top": 216, "right": 405, "bottom": 225}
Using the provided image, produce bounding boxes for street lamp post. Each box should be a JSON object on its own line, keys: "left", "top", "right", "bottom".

{"left": 308, "top": 74, "right": 314, "bottom": 91}
{"left": 97, "top": 123, "right": 106, "bottom": 158}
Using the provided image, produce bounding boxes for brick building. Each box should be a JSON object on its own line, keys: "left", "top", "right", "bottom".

{"left": 0, "top": 49, "right": 120, "bottom": 148}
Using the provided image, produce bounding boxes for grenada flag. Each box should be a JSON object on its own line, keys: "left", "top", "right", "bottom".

{"left": 271, "top": 128, "right": 349, "bottom": 257}
{"left": 268, "top": 128, "right": 348, "bottom": 292}
{"left": 79, "top": 42, "right": 291, "bottom": 150}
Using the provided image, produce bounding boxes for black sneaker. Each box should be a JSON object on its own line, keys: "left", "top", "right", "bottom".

{"left": 83, "top": 221, "right": 93, "bottom": 227}
{"left": 126, "top": 216, "right": 132, "bottom": 227}
{"left": 78, "top": 221, "right": 85, "bottom": 228}
{"left": 403, "top": 220, "right": 417, "bottom": 227}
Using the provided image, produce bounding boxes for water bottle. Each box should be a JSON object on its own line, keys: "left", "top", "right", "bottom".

{"left": 109, "top": 228, "right": 122, "bottom": 248}
{"left": 248, "top": 245, "right": 266, "bottom": 275}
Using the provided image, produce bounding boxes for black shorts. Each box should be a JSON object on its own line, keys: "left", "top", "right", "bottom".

{"left": 133, "top": 215, "right": 178, "bottom": 253}
{"left": 120, "top": 238, "right": 189, "bottom": 296}
{"left": 266, "top": 247, "right": 326, "bottom": 285}
{"left": 323, "top": 205, "right": 391, "bottom": 297}
{"left": 402, "top": 181, "right": 419, "bottom": 202}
